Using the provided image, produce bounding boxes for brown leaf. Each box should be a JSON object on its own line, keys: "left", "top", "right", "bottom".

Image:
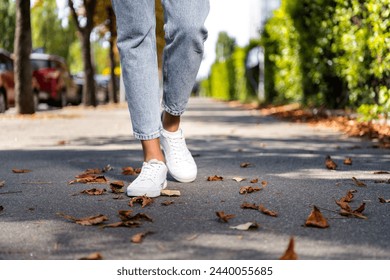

{"left": 80, "top": 188, "right": 106, "bottom": 195}
{"left": 230, "top": 222, "right": 259, "bottom": 231}
{"left": 103, "top": 221, "right": 141, "bottom": 228}
{"left": 305, "top": 206, "right": 329, "bottom": 228}
{"left": 57, "top": 213, "right": 108, "bottom": 226}
{"left": 207, "top": 175, "right": 223, "bottom": 181}
{"left": 258, "top": 204, "right": 278, "bottom": 217}
{"left": 339, "top": 209, "right": 367, "bottom": 219}
{"left": 129, "top": 195, "right": 154, "bottom": 208}
{"left": 131, "top": 231, "right": 153, "bottom": 243}
{"left": 239, "top": 186, "right": 261, "bottom": 194}
{"left": 232, "top": 177, "right": 246, "bottom": 182}
{"left": 354, "top": 202, "right": 366, "bottom": 214}
{"left": 110, "top": 181, "right": 125, "bottom": 193}
{"left": 279, "top": 237, "right": 298, "bottom": 260}
{"left": 122, "top": 166, "right": 137, "bottom": 175}
{"left": 343, "top": 157, "right": 352, "bottom": 165}
{"left": 79, "top": 252, "right": 103, "bottom": 260}
{"left": 161, "top": 200, "right": 174, "bottom": 206}
{"left": 373, "top": 171, "right": 390, "bottom": 174}
{"left": 352, "top": 177, "right": 367, "bottom": 187}
{"left": 131, "top": 213, "right": 153, "bottom": 222}
{"left": 69, "top": 175, "right": 108, "bottom": 185}
{"left": 12, "top": 169, "right": 32, "bottom": 173}
{"left": 343, "top": 189, "right": 357, "bottom": 202}
{"left": 335, "top": 199, "right": 352, "bottom": 212}
{"left": 261, "top": 180, "right": 268, "bottom": 187}
{"left": 240, "top": 162, "right": 252, "bottom": 168}
{"left": 160, "top": 189, "right": 181, "bottom": 196}
{"left": 216, "top": 211, "right": 235, "bottom": 223}
{"left": 118, "top": 210, "right": 134, "bottom": 221}
{"left": 325, "top": 155, "right": 337, "bottom": 170}
{"left": 0, "top": 181, "right": 4, "bottom": 188}
{"left": 250, "top": 178, "right": 259, "bottom": 183}
{"left": 240, "top": 202, "right": 259, "bottom": 210}
{"left": 379, "top": 197, "right": 390, "bottom": 203}
{"left": 82, "top": 168, "right": 104, "bottom": 175}
{"left": 135, "top": 168, "right": 142, "bottom": 174}
{"left": 57, "top": 140, "right": 67, "bottom": 146}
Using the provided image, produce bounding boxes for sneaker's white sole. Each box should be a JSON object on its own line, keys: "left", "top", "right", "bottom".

{"left": 169, "top": 170, "right": 197, "bottom": 183}
{"left": 127, "top": 180, "right": 167, "bottom": 198}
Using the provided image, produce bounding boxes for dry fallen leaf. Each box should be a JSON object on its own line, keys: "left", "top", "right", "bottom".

{"left": 258, "top": 204, "right": 278, "bottom": 217}
{"left": 335, "top": 199, "right": 352, "bottom": 212}
{"left": 118, "top": 210, "right": 133, "bottom": 221}
{"left": 239, "top": 186, "right": 261, "bottom": 194}
{"left": 161, "top": 200, "right": 174, "bottom": 206}
{"left": 122, "top": 166, "right": 137, "bottom": 175}
{"left": 207, "top": 175, "right": 223, "bottom": 181}
{"left": 373, "top": 171, "right": 390, "bottom": 174}
{"left": 354, "top": 202, "right": 366, "bottom": 214}
{"left": 352, "top": 177, "right": 367, "bottom": 187}
{"left": 250, "top": 178, "right": 259, "bottom": 183}
{"left": 135, "top": 168, "right": 142, "bottom": 174}
{"left": 110, "top": 181, "right": 125, "bottom": 193}
{"left": 343, "top": 157, "right": 353, "bottom": 165}
{"left": 131, "top": 231, "right": 153, "bottom": 243}
{"left": 342, "top": 189, "right": 357, "bottom": 203}
{"left": 216, "top": 211, "right": 235, "bottom": 223}
{"left": 240, "top": 162, "right": 252, "bottom": 168}
{"left": 279, "top": 237, "right": 298, "bottom": 260}
{"left": 12, "top": 169, "right": 32, "bottom": 174}
{"left": 79, "top": 252, "right": 103, "bottom": 260}
{"left": 103, "top": 221, "right": 141, "bottom": 228}
{"left": 69, "top": 175, "right": 108, "bottom": 185}
{"left": 80, "top": 188, "right": 107, "bottom": 196}
{"left": 129, "top": 195, "right": 154, "bottom": 208}
{"left": 305, "top": 206, "right": 329, "bottom": 228}
{"left": 229, "top": 222, "right": 259, "bottom": 231}
{"left": 57, "top": 213, "right": 108, "bottom": 226}
{"left": 379, "top": 197, "right": 390, "bottom": 203}
{"left": 82, "top": 168, "right": 104, "bottom": 175}
{"left": 240, "top": 202, "right": 259, "bottom": 210}
{"left": 233, "top": 177, "right": 246, "bottom": 182}
{"left": 160, "top": 189, "right": 181, "bottom": 197}
{"left": 338, "top": 202, "right": 367, "bottom": 219}
{"left": 0, "top": 181, "right": 4, "bottom": 188}
{"left": 325, "top": 155, "right": 337, "bottom": 170}
{"left": 261, "top": 181, "right": 268, "bottom": 187}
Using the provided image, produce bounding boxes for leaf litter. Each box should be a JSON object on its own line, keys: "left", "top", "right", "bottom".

{"left": 57, "top": 213, "right": 108, "bottom": 226}
{"left": 240, "top": 202, "right": 278, "bottom": 217}
{"left": 207, "top": 175, "right": 223, "bottom": 181}
{"left": 352, "top": 177, "right": 367, "bottom": 187}
{"left": 229, "top": 222, "right": 259, "bottom": 231}
{"left": 325, "top": 155, "right": 337, "bottom": 170}
{"left": 160, "top": 189, "right": 181, "bottom": 197}
{"left": 216, "top": 211, "right": 235, "bottom": 223}
{"left": 343, "top": 157, "right": 352, "bottom": 165}
{"left": 131, "top": 231, "right": 153, "bottom": 243}
{"left": 12, "top": 169, "right": 32, "bottom": 174}
{"left": 80, "top": 188, "right": 107, "bottom": 195}
{"left": 0, "top": 181, "right": 4, "bottom": 188}
{"left": 239, "top": 186, "right": 262, "bottom": 194}
{"left": 110, "top": 181, "right": 125, "bottom": 193}
{"left": 305, "top": 206, "right": 329, "bottom": 228}
{"left": 279, "top": 237, "right": 298, "bottom": 260}
{"left": 129, "top": 195, "right": 154, "bottom": 208}
{"left": 378, "top": 197, "right": 390, "bottom": 203}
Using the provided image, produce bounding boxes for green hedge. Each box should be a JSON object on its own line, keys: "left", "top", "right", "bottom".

{"left": 261, "top": 0, "right": 390, "bottom": 117}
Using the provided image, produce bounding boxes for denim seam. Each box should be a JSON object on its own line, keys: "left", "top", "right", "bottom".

{"left": 133, "top": 130, "right": 161, "bottom": 140}
{"left": 162, "top": 103, "right": 184, "bottom": 116}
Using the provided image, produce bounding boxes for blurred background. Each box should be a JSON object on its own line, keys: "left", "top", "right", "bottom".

{"left": 0, "top": 0, "right": 389, "bottom": 121}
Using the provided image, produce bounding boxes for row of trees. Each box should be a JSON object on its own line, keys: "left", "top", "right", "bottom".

{"left": 0, "top": 0, "right": 166, "bottom": 114}
{"left": 202, "top": 0, "right": 389, "bottom": 120}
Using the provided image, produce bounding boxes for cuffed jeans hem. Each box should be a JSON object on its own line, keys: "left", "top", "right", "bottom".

{"left": 133, "top": 130, "right": 161, "bottom": 140}
{"left": 162, "top": 104, "right": 185, "bottom": 117}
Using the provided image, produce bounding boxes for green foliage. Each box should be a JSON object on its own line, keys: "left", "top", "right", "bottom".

{"left": 0, "top": 0, "right": 16, "bottom": 51}
{"left": 261, "top": 0, "right": 390, "bottom": 118}
{"left": 31, "top": 1, "right": 77, "bottom": 64}
{"left": 209, "top": 61, "right": 231, "bottom": 100}
{"left": 215, "top": 31, "right": 236, "bottom": 61}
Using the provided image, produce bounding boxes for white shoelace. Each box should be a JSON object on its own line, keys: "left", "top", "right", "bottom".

{"left": 138, "top": 161, "right": 162, "bottom": 182}
{"left": 167, "top": 136, "right": 191, "bottom": 164}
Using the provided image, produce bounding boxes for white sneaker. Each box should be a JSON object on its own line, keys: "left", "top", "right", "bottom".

{"left": 160, "top": 128, "right": 197, "bottom": 183}
{"left": 127, "top": 159, "right": 168, "bottom": 197}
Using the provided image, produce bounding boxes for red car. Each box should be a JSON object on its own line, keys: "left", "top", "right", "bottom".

{"left": 31, "top": 53, "right": 80, "bottom": 107}
{"left": 0, "top": 48, "right": 39, "bottom": 113}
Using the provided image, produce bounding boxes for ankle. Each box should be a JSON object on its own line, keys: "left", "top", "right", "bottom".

{"left": 162, "top": 111, "right": 180, "bottom": 132}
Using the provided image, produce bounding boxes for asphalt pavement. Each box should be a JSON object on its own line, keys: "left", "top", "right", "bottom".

{"left": 0, "top": 98, "right": 389, "bottom": 260}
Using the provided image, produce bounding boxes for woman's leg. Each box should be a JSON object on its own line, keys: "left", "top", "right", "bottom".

{"left": 112, "top": 0, "right": 166, "bottom": 197}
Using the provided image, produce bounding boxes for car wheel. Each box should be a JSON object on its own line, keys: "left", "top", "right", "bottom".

{"left": 0, "top": 89, "right": 7, "bottom": 113}
{"left": 52, "top": 89, "right": 67, "bottom": 108}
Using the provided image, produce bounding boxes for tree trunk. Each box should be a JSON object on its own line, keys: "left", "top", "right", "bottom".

{"left": 81, "top": 32, "right": 96, "bottom": 107}
{"left": 14, "top": 0, "right": 34, "bottom": 114}
{"left": 107, "top": 6, "right": 117, "bottom": 103}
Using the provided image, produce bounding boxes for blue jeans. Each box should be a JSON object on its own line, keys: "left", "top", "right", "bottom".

{"left": 112, "top": 0, "right": 209, "bottom": 140}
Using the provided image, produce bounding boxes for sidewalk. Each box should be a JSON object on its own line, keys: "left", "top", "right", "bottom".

{"left": 0, "top": 98, "right": 389, "bottom": 259}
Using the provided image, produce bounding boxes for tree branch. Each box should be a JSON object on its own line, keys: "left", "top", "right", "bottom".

{"left": 68, "top": 0, "right": 83, "bottom": 33}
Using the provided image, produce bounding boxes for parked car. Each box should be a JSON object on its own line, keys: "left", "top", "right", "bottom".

{"left": 0, "top": 48, "right": 39, "bottom": 113}
{"left": 73, "top": 72, "right": 116, "bottom": 104}
{"left": 30, "top": 53, "right": 81, "bottom": 107}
